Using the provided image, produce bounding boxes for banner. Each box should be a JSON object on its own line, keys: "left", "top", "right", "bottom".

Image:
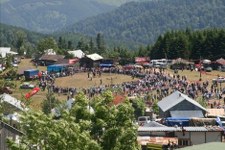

{"left": 25, "top": 87, "right": 40, "bottom": 99}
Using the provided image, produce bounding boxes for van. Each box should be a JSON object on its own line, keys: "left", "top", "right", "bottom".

{"left": 138, "top": 116, "right": 150, "bottom": 126}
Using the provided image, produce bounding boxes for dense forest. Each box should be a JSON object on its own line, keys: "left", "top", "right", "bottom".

{"left": 149, "top": 28, "right": 225, "bottom": 60}
{"left": 68, "top": 0, "right": 225, "bottom": 44}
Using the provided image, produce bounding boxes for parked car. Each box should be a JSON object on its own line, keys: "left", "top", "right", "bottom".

{"left": 138, "top": 116, "right": 151, "bottom": 126}
{"left": 205, "top": 67, "right": 212, "bottom": 72}
{"left": 20, "top": 82, "right": 35, "bottom": 89}
{"left": 212, "top": 77, "right": 225, "bottom": 83}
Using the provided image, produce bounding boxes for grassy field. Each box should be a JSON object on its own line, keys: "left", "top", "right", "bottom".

{"left": 10, "top": 59, "right": 225, "bottom": 110}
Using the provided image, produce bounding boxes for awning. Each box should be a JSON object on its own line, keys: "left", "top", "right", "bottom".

{"left": 170, "top": 110, "right": 204, "bottom": 118}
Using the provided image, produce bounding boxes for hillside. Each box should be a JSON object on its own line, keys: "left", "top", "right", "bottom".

{"left": 0, "top": 0, "right": 115, "bottom": 33}
{"left": 0, "top": 23, "right": 46, "bottom": 48}
{"left": 67, "top": 0, "right": 225, "bottom": 44}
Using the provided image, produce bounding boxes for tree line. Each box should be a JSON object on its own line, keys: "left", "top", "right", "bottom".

{"left": 149, "top": 28, "right": 225, "bottom": 60}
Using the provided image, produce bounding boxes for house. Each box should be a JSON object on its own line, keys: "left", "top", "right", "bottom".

{"left": 0, "top": 121, "right": 23, "bottom": 150}
{"left": 157, "top": 91, "right": 207, "bottom": 118}
{"left": 80, "top": 53, "right": 103, "bottom": 68}
{"left": 68, "top": 50, "right": 85, "bottom": 59}
{"left": 138, "top": 126, "right": 224, "bottom": 148}
{"left": 0, "top": 47, "right": 18, "bottom": 58}
{"left": 38, "top": 54, "right": 64, "bottom": 66}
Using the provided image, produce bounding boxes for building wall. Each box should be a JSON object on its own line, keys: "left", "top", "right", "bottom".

{"left": 161, "top": 100, "right": 205, "bottom": 118}
{"left": 205, "top": 132, "right": 222, "bottom": 142}
{"left": 0, "top": 122, "right": 22, "bottom": 150}
{"left": 187, "top": 132, "right": 205, "bottom": 145}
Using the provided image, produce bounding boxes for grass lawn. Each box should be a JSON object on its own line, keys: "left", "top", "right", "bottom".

{"left": 11, "top": 59, "right": 225, "bottom": 110}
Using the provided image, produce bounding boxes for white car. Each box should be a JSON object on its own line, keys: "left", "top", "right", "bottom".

{"left": 212, "top": 77, "right": 225, "bottom": 83}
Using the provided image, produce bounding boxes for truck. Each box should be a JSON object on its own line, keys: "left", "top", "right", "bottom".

{"left": 47, "top": 64, "right": 68, "bottom": 73}
{"left": 24, "top": 69, "right": 39, "bottom": 80}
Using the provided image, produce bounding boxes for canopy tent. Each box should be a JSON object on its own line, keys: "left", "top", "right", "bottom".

{"left": 68, "top": 50, "right": 85, "bottom": 59}
{"left": 202, "top": 59, "right": 211, "bottom": 64}
{"left": 215, "top": 58, "right": 225, "bottom": 65}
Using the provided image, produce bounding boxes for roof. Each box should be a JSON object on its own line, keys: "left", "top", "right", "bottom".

{"left": 0, "top": 47, "right": 17, "bottom": 58}
{"left": 143, "top": 121, "right": 166, "bottom": 127}
{"left": 39, "top": 55, "right": 64, "bottom": 61}
{"left": 179, "top": 142, "right": 225, "bottom": 150}
{"left": 170, "top": 110, "right": 204, "bottom": 118}
{"left": 138, "top": 126, "right": 223, "bottom": 132}
{"left": 215, "top": 58, "right": 225, "bottom": 65}
{"left": 0, "top": 93, "right": 25, "bottom": 111}
{"left": 86, "top": 53, "right": 103, "bottom": 61}
{"left": 157, "top": 91, "right": 207, "bottom": 112}
{"left": 113, "top": 95, "right": 126, "bottom": 105}
{"left": 68, "top": 50, "right": 85, "bottom": 59}
{"left": 206, "top": 109, "right": 225, "bottom": 117}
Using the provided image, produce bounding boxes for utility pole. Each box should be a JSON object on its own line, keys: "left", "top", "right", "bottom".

{"left": 199, "top": 56, "right": 202, "bottom": 81}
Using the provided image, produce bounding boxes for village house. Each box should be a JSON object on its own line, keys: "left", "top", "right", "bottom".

{"left": 157, "top": 91, "right": 207, "bottom": 119}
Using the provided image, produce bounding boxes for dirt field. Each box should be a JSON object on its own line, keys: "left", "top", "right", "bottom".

{"left": 55, "top": 73, "right": 137, "bottom": 88}
{"left": 11, "top": 59, "right": 225, "bottom": 110}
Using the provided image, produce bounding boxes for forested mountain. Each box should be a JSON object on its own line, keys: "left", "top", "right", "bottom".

{"left": 0, "top": 0, "right": 116, "bottom": 33}
{"left": 67, "top": 0, "right": 225, "bottom": 44}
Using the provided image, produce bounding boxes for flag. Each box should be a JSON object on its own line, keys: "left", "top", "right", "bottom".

{"left": 216, "top": 116, "right": 223, "bottom": 127}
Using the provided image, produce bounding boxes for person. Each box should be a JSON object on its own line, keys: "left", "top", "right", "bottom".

{"left": 100, "top": 79, "right": 102, "bottom": 85}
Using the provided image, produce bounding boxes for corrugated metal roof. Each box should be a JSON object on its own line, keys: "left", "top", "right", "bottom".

{"left": 86, "top": 53, "right": 103, "bottom": 61}
{"left": 170, "top": 110, "right": 204, "bottom": 118}
{"left": 182, "top": 126, "right": 208, "bottom": 132}
{"left": 143, "top": 121, "right": 166, "bottom": 127}
{"left": 138, "top": 126, "right": 178, "bottom": 132}
{"left": 206, "top": 109, "right": 225, "bottom": 117}
{"left": 0, "top": 93, "right": 25, "bottom": 111}
{"left": 157, "top": 91, "right": 207, "bottom": 112}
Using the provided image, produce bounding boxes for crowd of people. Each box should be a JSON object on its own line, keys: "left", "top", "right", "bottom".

{"left": 37, "top": 66, "right": 225, "bottom": 108}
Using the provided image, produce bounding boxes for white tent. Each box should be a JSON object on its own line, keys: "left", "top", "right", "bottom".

{"left": 68, "top": 50, "right": 85, "bottom": 59}
{"left": 86, "top": 53, "right": 103, "bottom": 61}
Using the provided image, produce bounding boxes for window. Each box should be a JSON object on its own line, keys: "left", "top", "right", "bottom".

{"left": 178, "top": 139, "right": 190, "bottom": 146}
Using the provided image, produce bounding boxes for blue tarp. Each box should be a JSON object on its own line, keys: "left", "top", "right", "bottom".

{"left": 47, "top": 64, "right": 68, "bottom": 72}
{"left": 99, "top": 64, "right": 113, "bottom": 67}
{"left": 165, "top": 117, "right": 190, "bottom": 126}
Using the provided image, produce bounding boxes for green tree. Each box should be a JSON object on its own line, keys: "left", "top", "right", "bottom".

{"left": 131, "top": 97, "right": 145, "bottom": 119}
{"left": 8, "top": 91, "right": 141, "bottom": 150}
{"left": 96, "top": 33, "right": 105, "bottom": 54}
{"left": 37, "top": 37, "right": 58, "bottom": 54}
{"left": 41, "top": 92, "right": 61, "bottom": 115}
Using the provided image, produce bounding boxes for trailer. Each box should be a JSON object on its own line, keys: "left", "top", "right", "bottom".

{"left": 24, "top": 69, "right": 39, "bottom": 80}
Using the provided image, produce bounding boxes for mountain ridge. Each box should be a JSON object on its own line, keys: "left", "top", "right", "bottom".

{"left": 66, "top": 0, "right": 225, "bottom": 44}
